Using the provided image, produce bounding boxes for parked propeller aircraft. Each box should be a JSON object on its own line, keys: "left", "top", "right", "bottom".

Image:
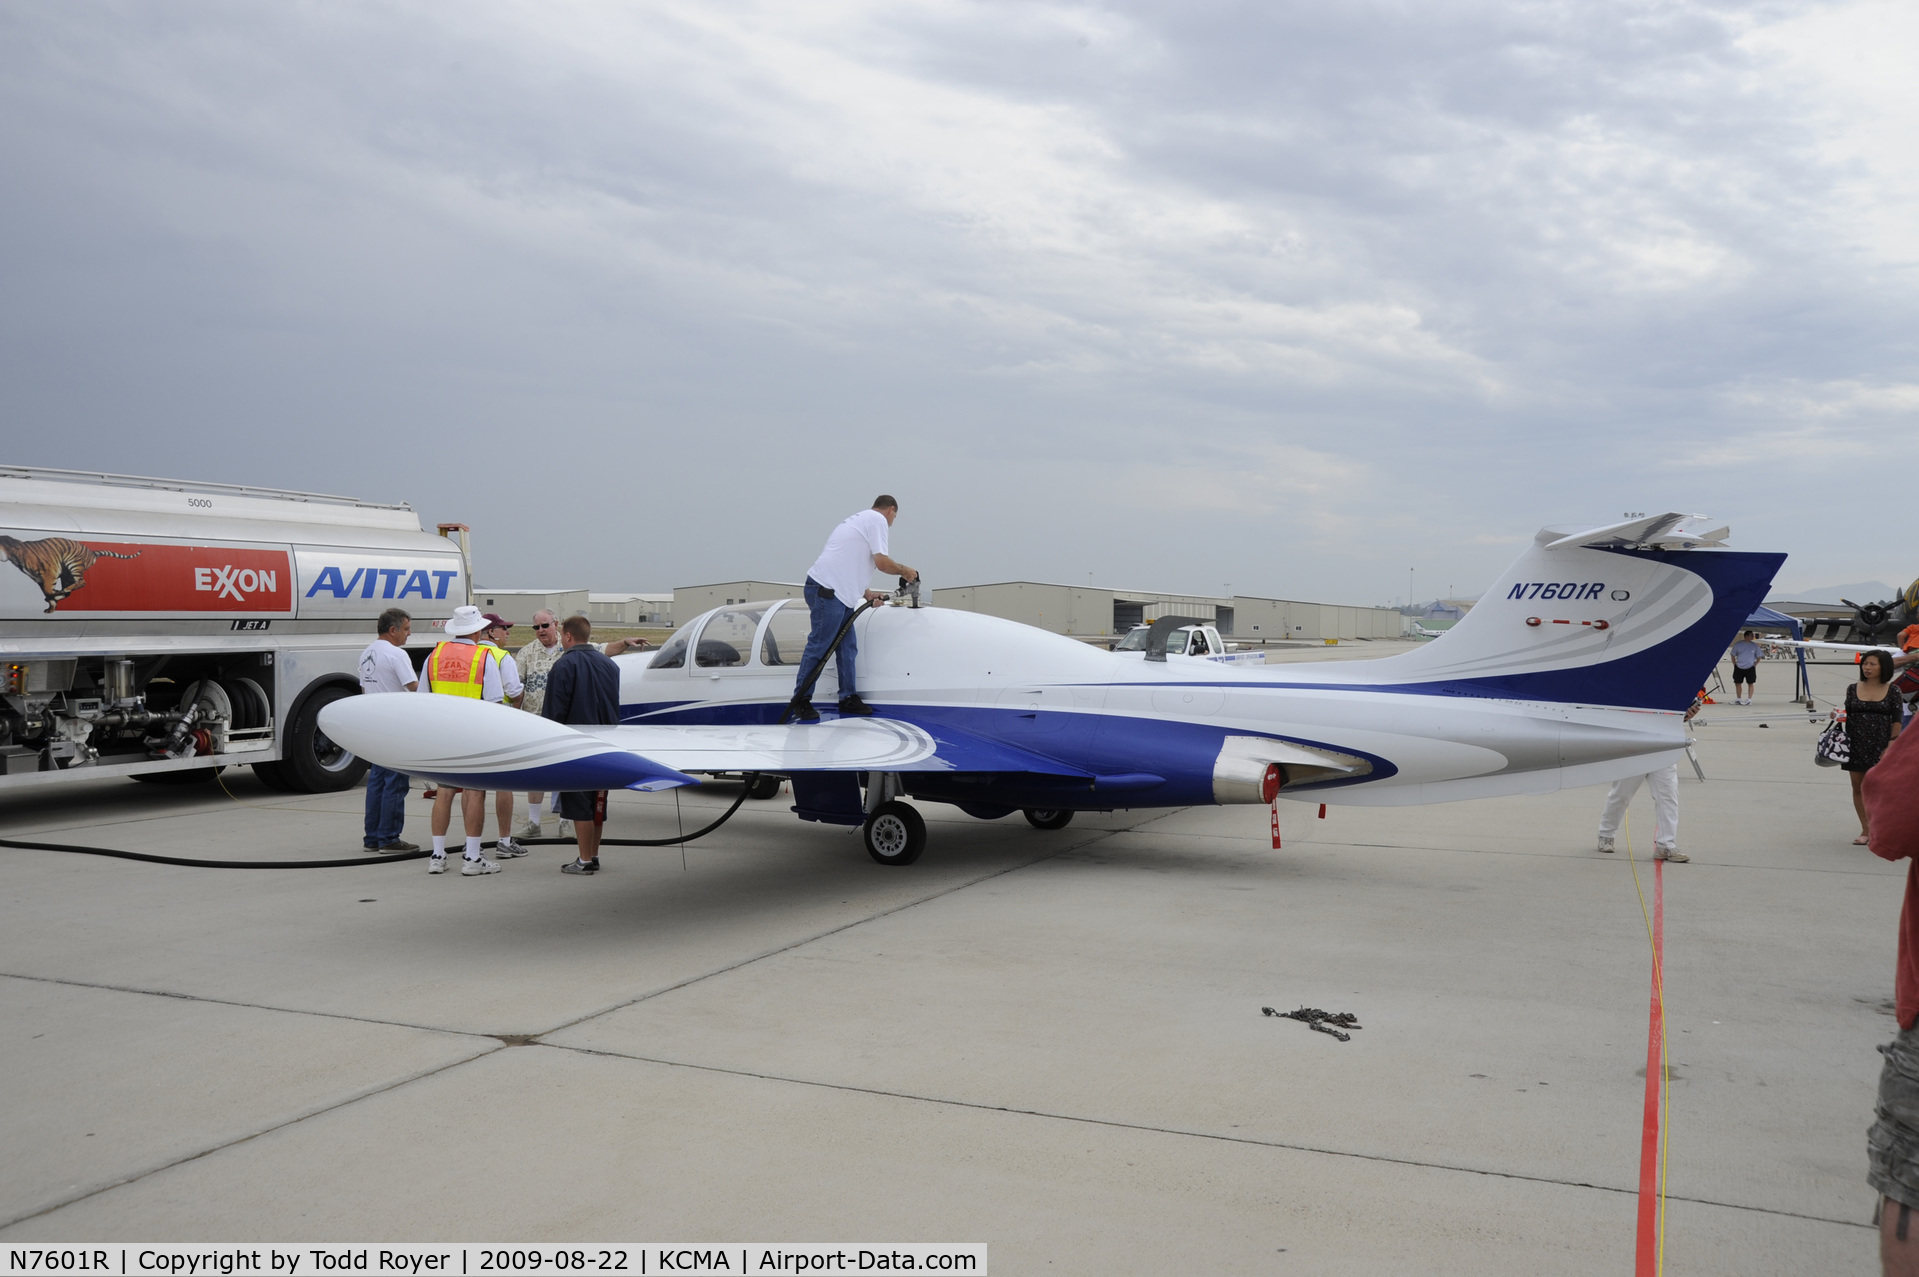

{"left": 321, "top": 513, "right": 1783, "bottom": 865}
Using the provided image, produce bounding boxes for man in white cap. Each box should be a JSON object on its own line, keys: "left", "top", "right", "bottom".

{"left": 413, "top": 604, "right": 509, "bottom": 876}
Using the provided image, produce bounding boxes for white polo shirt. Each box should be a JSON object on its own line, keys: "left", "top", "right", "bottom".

{"left": 806, "top": 508, "right": 890, "bottom": 604}
{"left": 358, "top": 640, "right": 417, "bottom": 695}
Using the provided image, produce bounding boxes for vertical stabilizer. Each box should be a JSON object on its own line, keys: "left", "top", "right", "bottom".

{"left": 1373, "top": 517, "right": 1783, "bottom": 710}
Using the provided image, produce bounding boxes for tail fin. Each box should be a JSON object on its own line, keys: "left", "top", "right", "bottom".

{"left": 1379, "top": 516, "right": 1784, "bottom": 711}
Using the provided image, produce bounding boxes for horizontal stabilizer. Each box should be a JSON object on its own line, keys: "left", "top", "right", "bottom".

{"left": 1542, "top": 514, "right": 1730, "bottom": 551}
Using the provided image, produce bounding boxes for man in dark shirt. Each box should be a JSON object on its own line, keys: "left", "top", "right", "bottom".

{"left": 542, "top": 614, "right": 623, "bottom": 875}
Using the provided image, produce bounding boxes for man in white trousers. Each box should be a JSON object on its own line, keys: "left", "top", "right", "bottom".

{"left": 1596, "top": 700, "right": 1700, "bottom": 863}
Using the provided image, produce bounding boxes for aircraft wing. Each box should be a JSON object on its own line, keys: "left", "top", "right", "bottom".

{"left": 574, "top": 718, "right": 1094, "bottom": 778}
{"left": 1780, "top": 640, "right": 1903, "bottom": 656}
{"left": 318, "top": 693, "right": 1093, "bottom": 792}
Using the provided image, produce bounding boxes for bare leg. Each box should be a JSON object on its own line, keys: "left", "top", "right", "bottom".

{"left": 1855, "top": 772, "right": 1872, "bottom": 839}
{"left": 1884, "top": 1197, "right": 1919, "bottom": 1277}
{"left": 496, "top": 790, "right": 513, "bottom": 839}
{"left": 463, "top": 789, "right": 486, "bottom": 838}
{"left": 577, "top": 820, "right": 602, "bottom": 863}
{"left": 431, "top": 787, "right": 456, "bottom": 837}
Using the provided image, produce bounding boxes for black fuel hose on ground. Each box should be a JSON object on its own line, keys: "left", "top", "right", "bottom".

{"left": 0, "top": 777, "right": 763, "bottom": 867}
{"left": 519, "top": 777, "right": 757, "bottom": 847}
{"left": 0, "top": 836, "right": 430, "bottom": 869}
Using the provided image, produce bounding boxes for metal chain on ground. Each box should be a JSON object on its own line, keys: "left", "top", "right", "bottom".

{"left": 1263, "top": 1005, "right": 1364, "bottom": 1042}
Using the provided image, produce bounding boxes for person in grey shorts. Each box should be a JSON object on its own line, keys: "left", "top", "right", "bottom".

{"left": 1864, "top": 725, "right": 1919, "bottom": 1271}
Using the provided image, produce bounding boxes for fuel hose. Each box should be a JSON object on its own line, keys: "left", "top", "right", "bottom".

{"left": 0, "top": 775, "right": 763, "bottom": 867}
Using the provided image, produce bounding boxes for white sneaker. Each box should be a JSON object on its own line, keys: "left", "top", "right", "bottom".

{"left": 1654, "top": 846, "right": 1688, "bottom": 863}
{"left": 1597, "top": 836, "right": 1615, "bottom": 854}
{"left": 557, "top": 819, "right": 574, "bottom": 840}
{"left": 514, "top": 819, "right": 544, "bottom": 841}
{"left": 461, "top": 856, "right": 502, "bottom": 876}
{"left": 493, "top": 837, "right": 529, "bottom": 859}
{"left": 427, "top": 855, "right": 447, "bottom": 874}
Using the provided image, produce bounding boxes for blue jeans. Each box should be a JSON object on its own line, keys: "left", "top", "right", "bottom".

{"left": 363, "top": 764, "right": 410, "bottom": 847}
{"left": 796, "top": 577, "right": 858, "bottom": 702}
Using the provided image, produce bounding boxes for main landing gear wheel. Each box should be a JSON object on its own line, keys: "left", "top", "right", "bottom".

{"left": 1023, "top": 808, "right": 1074, "bottom": 830}
{"left": 745, "top": 773, "right": 783, "bottom": 800}
{"left": 863, "top": 800, "right": 926, "bottom": 866}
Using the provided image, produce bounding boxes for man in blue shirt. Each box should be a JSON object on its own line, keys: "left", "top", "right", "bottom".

{"left": 542, "top": 614, "right": 623, "bottom": 875}
{"left": 1730, "top": 629, "right": 1762, "bottom": 705}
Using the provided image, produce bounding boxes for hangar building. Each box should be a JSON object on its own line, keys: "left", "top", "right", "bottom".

{"left": 472, "top": 588, "right": 588, "bottom": 625}
{"left": 588, "top": 593, "right": 673, "bottom": 627}
{"left": 928, "top": 582, "right": 1403, "bottom": 641}
{"left": 674, "top": 580, "right": 804, "bottom": 619}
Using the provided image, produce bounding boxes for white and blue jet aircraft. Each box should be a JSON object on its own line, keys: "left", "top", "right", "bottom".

{"left": 320, "top": 513, "right": 1784, "bottom": 865}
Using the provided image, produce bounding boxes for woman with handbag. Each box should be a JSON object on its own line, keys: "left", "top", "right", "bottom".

{"left": 1847, "top": 650, "right": 1904, "bottom": 844}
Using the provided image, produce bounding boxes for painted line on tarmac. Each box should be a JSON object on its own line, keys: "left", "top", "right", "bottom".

{"left": 0, "top": 969, "right": 507, "bottom": 1041}
{"left": 0, "top": 1044, "right": 497, "bottom": 1234}
{"left": 529, "top": 824, "right": 1153, "bottom": 1041}
{"left": 0, "top": 824, "right": 1157, "bottom": 1232}
{"left": 549, "top": 1038, "right": 1871, "bottom": 1232}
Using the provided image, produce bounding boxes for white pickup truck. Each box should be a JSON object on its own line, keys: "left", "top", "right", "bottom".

{"left": 1112, "top": 623, "right": 1266, "bottom": 665}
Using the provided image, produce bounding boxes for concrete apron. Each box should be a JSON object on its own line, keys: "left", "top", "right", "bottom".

{"left": 0, "top": 655, "right": 1892, "bottom": 1273}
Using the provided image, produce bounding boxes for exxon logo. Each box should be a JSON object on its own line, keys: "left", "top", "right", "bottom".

{"left": 194, "top": 565, "right": 278, "bottom": 602}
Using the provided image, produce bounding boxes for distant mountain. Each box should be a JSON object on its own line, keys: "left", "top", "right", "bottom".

{"left": 1767, "top": 580, "right": 1899, "bottom": 606}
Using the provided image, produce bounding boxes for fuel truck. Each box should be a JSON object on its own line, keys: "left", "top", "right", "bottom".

{"left": 0, "top": 467, "right": 469, "bottom": 793}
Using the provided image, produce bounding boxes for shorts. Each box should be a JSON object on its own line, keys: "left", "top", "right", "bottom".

{"left": 557, "top": 790, "right": 607, "bottom": 823}
{"left": 1870, "top": 1025, "right": 1919, "bottom": 1209}
{"left": 1733, "top": 666, "right": 1756, "bottom": 684}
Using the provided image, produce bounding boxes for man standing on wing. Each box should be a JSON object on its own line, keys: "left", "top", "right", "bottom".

{"left": 789, "top": 495, "right": 917, "bottom": 722}
{"left": 544, "top": 614, "right": 623, "bottom": 875}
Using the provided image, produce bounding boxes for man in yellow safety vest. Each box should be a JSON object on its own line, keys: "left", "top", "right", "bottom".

{"left": 414, "top": 605, "right": 510, "bottom": 876}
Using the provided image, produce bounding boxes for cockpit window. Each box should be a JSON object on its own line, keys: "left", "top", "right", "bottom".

{"left": 760, "top": 600, "right": 812, "bottom": 667}
{"left": 695, "top": 604, "right": 771, "bottom": 668}
{"left": 648, "top": 620, "right": 696, "bottom": 669}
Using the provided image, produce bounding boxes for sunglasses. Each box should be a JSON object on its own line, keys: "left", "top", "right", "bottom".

{"left": 533, "top": 622, "right": 554, "bottom": 630}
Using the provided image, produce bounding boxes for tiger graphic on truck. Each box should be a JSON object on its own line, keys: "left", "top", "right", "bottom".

{"left": 0, "top": 535, "right": 142, "bottom": 613}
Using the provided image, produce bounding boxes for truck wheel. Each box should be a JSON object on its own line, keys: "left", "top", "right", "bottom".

{"left": 1023, "top": 808, "right": 1073, "bottom": 830}
{"left": 863, "top": 801, "right": 926, "bottom": 866}
{"left": 282, "top": 686, "right": 368, "bottom": 793}
{"left": 251, "top": 760, "right": 296, "bottom": 791}
{"left": 745, "top": 773, "right": 783, "bottom": 800}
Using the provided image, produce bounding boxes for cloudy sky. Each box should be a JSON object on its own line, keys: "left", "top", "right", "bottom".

{"left": 2, "top": 1, "right": 1914, "bottom": 605}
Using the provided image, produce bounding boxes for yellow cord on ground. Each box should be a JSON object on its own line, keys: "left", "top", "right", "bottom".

{"left": 1623, "top": 810, "right": 1671, "bottom": 1274}
{"left": 214, "top": 766, "right": 368, "bottom": 816}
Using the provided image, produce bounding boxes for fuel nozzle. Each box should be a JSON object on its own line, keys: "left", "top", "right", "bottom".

{"left": 895, "top": 576, "right": 922, "bottom": 608}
